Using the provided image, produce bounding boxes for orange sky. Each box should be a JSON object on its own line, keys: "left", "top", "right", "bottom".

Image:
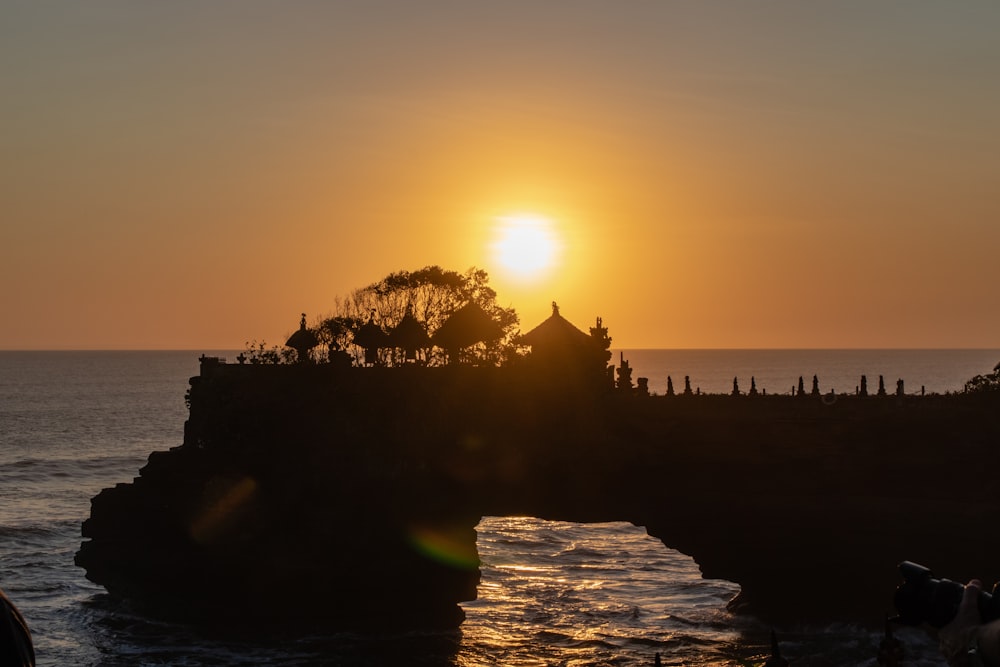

{"left": 3, "top": 3, "right": 999, "bottom": 349}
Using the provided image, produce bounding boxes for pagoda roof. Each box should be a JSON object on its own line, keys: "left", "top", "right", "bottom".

{"left": 388, "top": 311, "right": 431, "bottom": 350}
{"left": 352, "top": 316, "right": 389, "bottom": 351}
{"left": 519, "top": 302, "right": 592, "bottom": 349}
{"left": 285, "top": 313, "right": 319, "bottom": 351}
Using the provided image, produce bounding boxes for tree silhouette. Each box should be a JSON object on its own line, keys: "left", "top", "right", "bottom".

{"left": 243, "top": 339, "right": 295, "bottom": 364}
{"left": 317, "top": 316, "right": 354, "bottom": 357}
{"left": 964, "top": 362, "right": 1000, "bottom": 393}
{"left": 323, "top": 266, "right": 518, "bottom": 366}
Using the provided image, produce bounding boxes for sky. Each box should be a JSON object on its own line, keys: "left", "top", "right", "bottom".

{"left": 3, "top": 2, "right": 999, "bottom": 350}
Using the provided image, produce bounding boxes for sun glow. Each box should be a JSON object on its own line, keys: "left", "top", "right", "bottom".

{"left": 491, "top": 213, "right": 561, "bottom": 281}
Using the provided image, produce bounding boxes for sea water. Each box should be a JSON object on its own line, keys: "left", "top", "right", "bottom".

{"left": 2, "top": 350, "right": 996, "bottom": 666}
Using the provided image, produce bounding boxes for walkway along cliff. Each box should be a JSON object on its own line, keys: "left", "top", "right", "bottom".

{"left": 76, "top": 319, "right": 1000, "bottom": 632}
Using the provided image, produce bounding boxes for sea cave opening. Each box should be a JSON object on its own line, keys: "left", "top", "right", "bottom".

{"left": 456, "top": 516, "right": 743, "bottom": 664}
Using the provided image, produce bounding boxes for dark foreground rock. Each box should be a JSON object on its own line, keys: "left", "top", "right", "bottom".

{"left": 77, "top": 360, "right": 1000, "bottom": 631}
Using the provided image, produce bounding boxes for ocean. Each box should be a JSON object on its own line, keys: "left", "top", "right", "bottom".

{"left": 2, "top": 349, "right": 997, "bottom": 666}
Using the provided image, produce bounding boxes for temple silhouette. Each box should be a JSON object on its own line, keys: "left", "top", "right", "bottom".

{"left": 76, "top": 305, "right": 1000, "bottom": 632}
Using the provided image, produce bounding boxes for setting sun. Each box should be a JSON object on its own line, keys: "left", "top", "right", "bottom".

{"left": 490, "top": 214, "right": 561, "bottom": 282}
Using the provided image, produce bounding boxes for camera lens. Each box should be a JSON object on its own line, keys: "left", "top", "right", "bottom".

{"left": 894, "top": 561, "right": 999, "bottom": 628}
{"left": 894, "top": 562, "right": 964, "bottom": 627}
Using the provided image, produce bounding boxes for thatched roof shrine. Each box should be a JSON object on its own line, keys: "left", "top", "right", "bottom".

{"left": 389, "top": 309, "right": 431, "bottom": 360}
{"left": 353, "top": 314, "right": 389, "bottom": 365}
{"left": 284, "top": 313, "right": 319, "bottom": 362}
{"left": 432, "top": 302, "right": 504, "bottom": 352}
{"left": 519, "top": 302, "right": 592, "bottom": 351}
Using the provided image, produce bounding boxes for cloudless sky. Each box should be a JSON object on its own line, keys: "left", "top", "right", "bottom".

{"left": 3, "top": 2, "right": 998, "bottom": 349}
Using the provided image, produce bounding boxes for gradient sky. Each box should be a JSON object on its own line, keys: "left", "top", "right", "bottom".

{"left": 3, "top": 2, "right": 999, "bottom": 349}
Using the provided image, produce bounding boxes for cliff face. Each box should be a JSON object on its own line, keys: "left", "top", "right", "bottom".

{"left": 77, "top": 363, "right": 489, "bottom": 631}
{"left": 77, "top": 360, "right": 1000, "bottom": 631}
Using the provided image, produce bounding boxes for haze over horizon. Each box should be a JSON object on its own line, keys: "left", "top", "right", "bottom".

{"left": 3, "top": 2, "right": 999, "bottom": 350}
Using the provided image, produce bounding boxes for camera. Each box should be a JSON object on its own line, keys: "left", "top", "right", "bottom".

{"left": 893, "top": 561, "right": 1000, "bottom": 627}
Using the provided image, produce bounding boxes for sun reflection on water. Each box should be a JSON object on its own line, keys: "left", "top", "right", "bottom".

{"left": 460, "top": 516, "right": 746, "bottom": 665}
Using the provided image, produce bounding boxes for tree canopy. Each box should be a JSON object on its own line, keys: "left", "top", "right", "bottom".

{"left": 964, "top": 362, "right": 1000, "bottom": 394}
{"left": 317, "top": 266, "right": 520, "bottom": 366}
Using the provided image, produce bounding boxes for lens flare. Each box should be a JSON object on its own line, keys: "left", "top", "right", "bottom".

{"left": 190, "top": 475, "right": 259, "bottom": 545}
{"left": 409, "top": 523, "right": 480, "bottom": 570}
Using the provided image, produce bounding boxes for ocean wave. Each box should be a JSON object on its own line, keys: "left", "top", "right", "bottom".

{"left": 0, "top": 454, "right": 146, "bottom": 486}
{"left": 0, "top": 523, "right": 62, "bottom": 540}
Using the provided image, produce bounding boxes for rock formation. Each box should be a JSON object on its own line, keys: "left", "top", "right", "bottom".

{"left": 77, "top": 358, "right": 1000, "bottom": 631}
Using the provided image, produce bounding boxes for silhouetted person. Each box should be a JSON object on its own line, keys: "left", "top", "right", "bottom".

{"left": 811, "top": 375, "right": 820, "bottom": 396}
{"left": 860, "top": 374, "right": 868, "bottom": 397}
{"left": 683, "top": 375, "right": 692, "bottom": 396}
{"left": 797, "top": 376, "right": 806, "bottom": 398}
{"left": 654, "top": 652, "right": 662, "bottom": 666}
{"left": 0, "top": 587, "right": 34, "bottom": 666}
{"left": 666, "top": 376, "right": 674, "bottom": 396}
{"left": 878, "top": 375, "right": 887, "bottom": 396}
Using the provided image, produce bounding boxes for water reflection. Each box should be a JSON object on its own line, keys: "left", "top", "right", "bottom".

{"left": 462, "top": 516, "right": 746, "bottom": 665}
{"left": 73, "top": 517, "right": 945, "bottom": 665}
{"left": 462, "top": 517, "right": 944, "bottom": 666}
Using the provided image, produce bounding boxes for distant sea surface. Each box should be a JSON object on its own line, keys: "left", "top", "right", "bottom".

{"left": 2, "top": 349, "right": 996, "bottom": 666}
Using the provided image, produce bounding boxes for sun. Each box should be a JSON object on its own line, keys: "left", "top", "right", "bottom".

{"left": 490, "top": 213, "right": 561, "bottom": 281}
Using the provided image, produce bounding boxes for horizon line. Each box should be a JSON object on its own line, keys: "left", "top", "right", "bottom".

{"left": 1, "top": 346, "right": 998, "bottom": 353}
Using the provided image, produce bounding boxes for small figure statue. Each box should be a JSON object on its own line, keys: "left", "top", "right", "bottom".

{"left": 763, "top": 629, "right": 788, "bottom": 667}
{"left": 877, "top": 614, "right": 904, "bottom": 666}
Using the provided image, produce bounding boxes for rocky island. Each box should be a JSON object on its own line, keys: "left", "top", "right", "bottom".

{"left": 76, "top": 269, "right": 1000, "bottom": 633}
